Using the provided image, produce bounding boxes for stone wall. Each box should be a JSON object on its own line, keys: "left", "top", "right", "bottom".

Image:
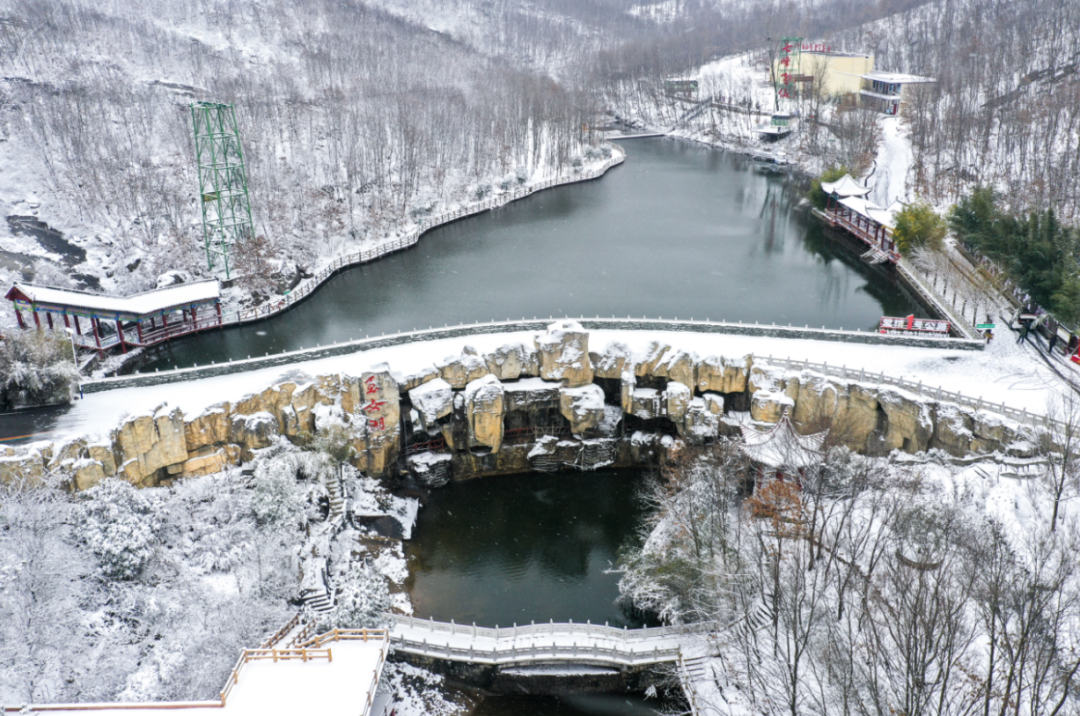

{"left": 81, "top": 318, "right": 984, "bottom": 395}
{"left": 1, "top": 322, "right": 1033, "bottom": 492}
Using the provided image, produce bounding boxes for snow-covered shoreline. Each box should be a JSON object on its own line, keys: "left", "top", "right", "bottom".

{"left": 214, "top": 148, "right": 625, "bottom": 328}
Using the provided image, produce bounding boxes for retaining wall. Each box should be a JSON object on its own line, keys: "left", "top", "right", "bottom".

{"left": 83, "top": 318, "right": 984, "bottom": 394}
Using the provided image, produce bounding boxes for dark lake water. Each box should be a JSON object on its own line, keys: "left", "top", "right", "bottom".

{"left": 474, "top": 694, "right": 665, "bottom": 716}
{"left": 135, "top": 138, "right": 921, "bottom": 371}
{"left": 404, "top": 469, "right": 653, "bottom": 628}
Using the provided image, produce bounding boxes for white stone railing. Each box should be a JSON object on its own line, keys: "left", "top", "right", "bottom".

{"left": 388, "top": 613, "right": 713, "bottom": 642}
{"left": 387, "top": 614, "right": 710, "bottom": 666}
{"left": 757, "top": 353, "right": 1055, "bottom": 433}
{"left": 392, "top": 637, "right": 681, "bottom": 667}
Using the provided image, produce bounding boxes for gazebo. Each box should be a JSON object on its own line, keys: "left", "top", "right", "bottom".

{"left": 6, "top": 280, "right": 223, "bottom": 354}
{"left": 819, "top": 174, "right": 901, "bottom": 263}
{"left": 740, "top": 411, "right": 826, "bottom": 483}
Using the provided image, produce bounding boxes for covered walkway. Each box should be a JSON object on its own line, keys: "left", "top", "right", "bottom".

{"left": 818, "top": 174, "right": 902, "bottom": 263}
{"left": 5, "top": 280, "right": 222, "bottom": 354}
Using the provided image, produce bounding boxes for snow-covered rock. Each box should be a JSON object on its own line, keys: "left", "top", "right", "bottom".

{"left": 407, "top": 451, "right": 453, "bottom": 488}
{"left": 535, "top": 320, "right": 594, "bottom": 387}
{"left": 464, "top": 374, "right": 504, "bottom": 451}
{"left": 409, "top": 378, "right": 454, "bottom": 432}
{"left": 436, "top": 345, "right": 489, "bottom": 389}
{"left": 559, "top": 383, "right": 606, "bottom": 435}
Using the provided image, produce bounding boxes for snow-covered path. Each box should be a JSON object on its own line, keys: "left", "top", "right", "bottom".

{"left": 45, "top": 324, "right": 1068, "bottom": 448}
{"left": 870, "top": 116, "right": 913, "bottom": 208}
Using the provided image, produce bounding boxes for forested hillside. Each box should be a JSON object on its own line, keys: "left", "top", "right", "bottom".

{"left": 832, "top": 0, "right": 1080, "bottom": 216}
{"left": 0, "top": 0, "right": 600, "bottom": 306}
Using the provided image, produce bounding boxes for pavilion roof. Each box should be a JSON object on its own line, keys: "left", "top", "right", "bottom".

{"left": 740, "top": 413, "right": 826, "bottom": 469}
{"left": 838, "top": 194, "right": 883, "bottom": 217}
{"left": 865, "top": 201, "right": 903, "bottom": 230}
{"left": 6, "top": 279, "right": 220, "bottom": 317}
{"left": 821, "top": 174, "right": 871, "bottom": 198}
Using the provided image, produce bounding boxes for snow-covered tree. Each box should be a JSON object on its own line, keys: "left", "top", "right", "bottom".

{"left": 0, "top": 482, "right": 95, "bottom": 703}
{"left": 0, "top": 330, "right": 79, "bottom": 409}
{"left": 80, "top": 478, "right": 160, "bottom": 581}
{"left": 251, "top": 451, "right": 307, "bottom": 529}
{"left": 312, "top": 561, "right": 390, "bottom": 631}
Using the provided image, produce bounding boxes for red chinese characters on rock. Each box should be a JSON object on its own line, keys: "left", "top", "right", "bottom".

{"left": 361, "top": 399, "right": 387, "bottom": 414}
{"left": 363, "top": 376, "right": 388, "bottom": 431}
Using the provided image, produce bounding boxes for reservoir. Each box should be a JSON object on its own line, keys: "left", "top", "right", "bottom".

{"left": 136, "top": 138, "right": 922, "bottom": 371}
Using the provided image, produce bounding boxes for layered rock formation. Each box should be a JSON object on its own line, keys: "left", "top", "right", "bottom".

{"left": 1, "top": 321, "right": 1039, "bottom": 490}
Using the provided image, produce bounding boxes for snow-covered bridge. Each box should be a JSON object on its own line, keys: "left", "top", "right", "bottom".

{"left": 387, "top": 614, "right": 714, "bottom": 667}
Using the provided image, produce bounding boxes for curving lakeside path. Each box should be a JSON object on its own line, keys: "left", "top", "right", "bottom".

{"left": 133, "top": 138, "right": 924, "bottom": 373}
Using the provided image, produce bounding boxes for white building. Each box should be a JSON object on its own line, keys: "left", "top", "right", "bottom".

{"left": 859, "top": 71, "right": 936, "bottom": 115}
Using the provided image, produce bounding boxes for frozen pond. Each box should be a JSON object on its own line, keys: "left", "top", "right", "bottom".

{"left": 136, "top": 138, "right": 921, "bottom": 371}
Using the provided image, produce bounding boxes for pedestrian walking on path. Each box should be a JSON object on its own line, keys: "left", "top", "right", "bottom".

{"left": 1018, "top": 322, "right": 1030, "bottom": 344}
{"left": 1049, "top": 331, "right": 1060, "bottom": 354}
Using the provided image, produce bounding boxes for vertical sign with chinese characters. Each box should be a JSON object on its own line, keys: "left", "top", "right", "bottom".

{"left": 776, "top": 37, "right": 802, "bottom": 102}
{"left": 355, "top": 365, "right": 400, "bottom": 475}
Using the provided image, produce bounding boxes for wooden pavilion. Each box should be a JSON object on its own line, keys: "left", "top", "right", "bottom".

{"left": 740, "top": 411, "right": 826, "bottom": 483}
{"left": 5, "top": 280, "right": 222, "bottom": 355}
{"left": 819, "top": 174, "right": 902, "bottom": 264}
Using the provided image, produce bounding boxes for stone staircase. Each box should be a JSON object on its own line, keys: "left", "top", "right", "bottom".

{"left": 302, "top": 589, "right": 335, "bottom": 613}
{"left": 296, "top": 466, "right": 354, "bottom": 617}
{"left": 861, "top": 247, "right": 890, "bottom": 265}
{"left": 733, "top": 596, "right": 775, "bottom": 645}
{"left": 299, "top": 555, "right": 335, "bottom": 613}
{"left": 682, "top": 654, "right": 712, "bottom": 682}
{"left": 327, "top": 466, "right": 347, "bottom": 525}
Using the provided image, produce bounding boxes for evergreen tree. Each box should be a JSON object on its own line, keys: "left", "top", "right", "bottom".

{"left": 807, "top": 166, "right": 851, "bottom": 210}
{"left": 312, "top": 561, "right": 390, "bottom": 631}
{"left": 80, "top": 478, "right": 160, "bottom": 581}
{"left": 893, "top": 202, "right": 946, "bottom": 256}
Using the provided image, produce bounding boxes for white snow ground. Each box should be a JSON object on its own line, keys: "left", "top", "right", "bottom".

{"left": 44, "top": 326, "right": 1068, "bottom": 447}
{"left": 28, "top": 637, "right": 388, "bottom": 716}
{"left": 869, "top": 116, "right": 913, "bottom": 208}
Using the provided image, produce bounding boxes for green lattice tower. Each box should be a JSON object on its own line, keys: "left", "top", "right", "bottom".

{"left": 191, "top": 102, "right": 254, "bottom": 279}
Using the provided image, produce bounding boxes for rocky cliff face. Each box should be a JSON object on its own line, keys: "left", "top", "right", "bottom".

{"left": 1, "top": 321, "right": 1039, "bottom": 490}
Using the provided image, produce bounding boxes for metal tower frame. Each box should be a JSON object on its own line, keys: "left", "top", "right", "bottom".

{"left": 191, "top": 102, "right": 254, "bottom": 279}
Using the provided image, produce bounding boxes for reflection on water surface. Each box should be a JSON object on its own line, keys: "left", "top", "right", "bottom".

{"left": 405, "top": 469, "right": 654, "bottom": 628}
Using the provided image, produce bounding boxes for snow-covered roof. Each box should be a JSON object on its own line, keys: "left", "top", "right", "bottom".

{"left": 820, "top": 174, "right": 871, "bottom": 198}
{"left": 838, "top": 195, "right": 882, "bottom": 217}
{"left": 740, "top": 413, "right": 825, "bottom": 469}
{"left": 6, "top": 280, "right": 221, "bottom": 316}
{"left": 862, "top": 71, "right": 936, "bottom": 84}
{"left": 865, "top": 201, "right": 903, "bottom": 230}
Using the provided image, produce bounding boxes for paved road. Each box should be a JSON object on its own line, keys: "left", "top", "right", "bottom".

{"left": 0, "top": 404, "right": 71, "bottom": 443}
